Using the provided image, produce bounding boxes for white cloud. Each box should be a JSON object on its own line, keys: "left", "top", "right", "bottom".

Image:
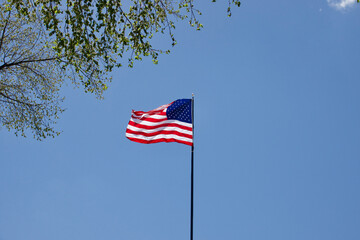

{"left": 327, "top": 0, "right": 356, "bottom": 10}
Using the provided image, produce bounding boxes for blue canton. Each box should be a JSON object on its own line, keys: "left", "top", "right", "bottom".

{"left": 166, "top": 99, "right": 192, "bottom": 123}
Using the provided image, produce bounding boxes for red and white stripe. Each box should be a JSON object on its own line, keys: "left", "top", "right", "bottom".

{"left": 126, "top": 103, "right": 193, "bottom": 146}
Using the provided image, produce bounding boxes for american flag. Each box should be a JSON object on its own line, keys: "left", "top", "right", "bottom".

{"left": 126, "top": 99, "right": 193, "bottom": 146}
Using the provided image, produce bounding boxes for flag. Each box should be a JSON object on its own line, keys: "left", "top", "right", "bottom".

{"left": 126, "top": 99, "right": 193, "bottom": 146}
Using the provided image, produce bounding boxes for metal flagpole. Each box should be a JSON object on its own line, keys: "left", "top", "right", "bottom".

{"left": 190, "top": 94, "right": 195, "bottom": 240}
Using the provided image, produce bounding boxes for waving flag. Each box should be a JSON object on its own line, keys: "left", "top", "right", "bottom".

{"left": 126, "top": 99, "right": 193, "bottom": 146}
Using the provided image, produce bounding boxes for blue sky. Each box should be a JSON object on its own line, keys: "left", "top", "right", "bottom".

{"left": 1, "top": 1, "right": 360, "bottom": 240}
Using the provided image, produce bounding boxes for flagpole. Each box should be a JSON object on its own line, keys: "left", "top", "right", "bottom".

{"left": 190, "top": 94, "right": 195, "bottom": 240}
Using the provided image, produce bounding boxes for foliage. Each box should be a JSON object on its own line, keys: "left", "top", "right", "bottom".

{"left": 0, "top": 5, "right": 64, "bottom": 139}
{"left": 8, "top": 0, "right": 241, "bottom": 91}
{"left": 1, "top": 0, "right": 240, "bottom": 140}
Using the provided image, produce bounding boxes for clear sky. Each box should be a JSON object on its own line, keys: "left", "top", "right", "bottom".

{"left": 1, "top": 1, "right": 360, "bottom": 240}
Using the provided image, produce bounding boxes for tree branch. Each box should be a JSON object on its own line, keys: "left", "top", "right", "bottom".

{"left": 0, "top": 56, "right": 60, "bottom": 71}
{"left": 0, "top": 11, "right": 11, "bottom": 53}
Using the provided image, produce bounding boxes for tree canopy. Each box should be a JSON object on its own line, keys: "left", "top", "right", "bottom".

{"left": 1, "top": 0, "right": 240, "bottom": 139}
{"left": 0, "top": 5, "right": 64, "bottom": 139}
